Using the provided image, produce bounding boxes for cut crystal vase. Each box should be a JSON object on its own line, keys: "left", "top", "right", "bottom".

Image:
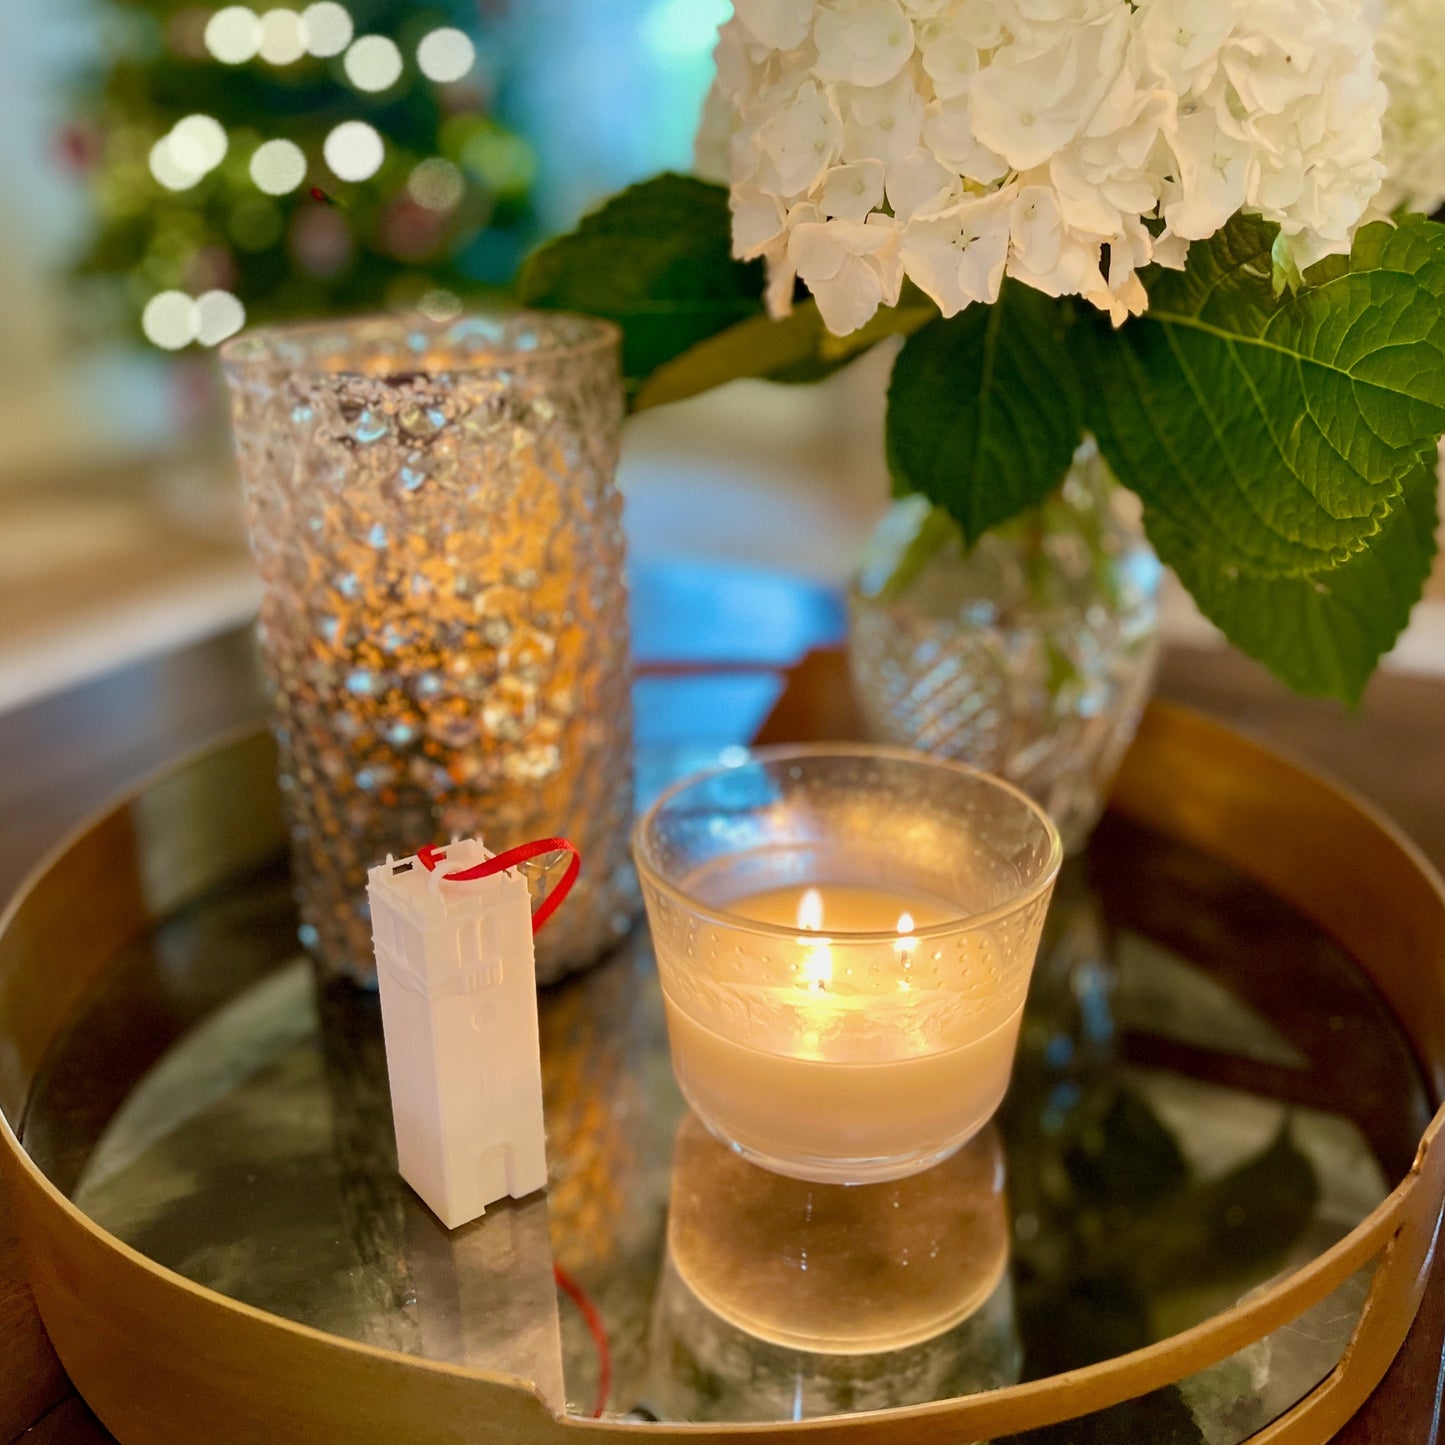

{"left": 848, "top": 443, "right": 1162, "bottom": 855}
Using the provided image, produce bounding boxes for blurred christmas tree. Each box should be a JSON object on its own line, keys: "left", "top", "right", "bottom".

{"left": 63, "top": 0, "right": 537, "bottom": 352}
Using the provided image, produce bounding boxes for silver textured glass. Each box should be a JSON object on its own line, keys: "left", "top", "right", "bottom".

{"left": 635, "top": 745, "right": 1062, "bottom": 1185}
{"left": 222, "top": 313, "right": 634, "bottom": 985}
{"left": 849, "top": 444, "right": 1162, "bottom": 853}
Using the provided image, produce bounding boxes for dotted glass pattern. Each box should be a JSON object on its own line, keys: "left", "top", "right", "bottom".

{"left": 223, "top": 313, "right": 635, "bottom": 984}
{"left": 635, "top": 747, "right": 1062, "bottom": 1058}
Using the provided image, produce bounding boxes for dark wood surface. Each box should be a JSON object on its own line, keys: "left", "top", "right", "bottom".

{"left": 1, "top": 626, "right": 1443, "bottom": 1443}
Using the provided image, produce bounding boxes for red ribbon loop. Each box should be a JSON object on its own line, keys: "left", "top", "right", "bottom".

{"left": 416, "top": 837, "right": 581, "bottom": 937}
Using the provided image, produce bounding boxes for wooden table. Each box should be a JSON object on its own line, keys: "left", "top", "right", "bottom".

{"left": 2, "top": 625, "right": 1443, "bottom": 1443}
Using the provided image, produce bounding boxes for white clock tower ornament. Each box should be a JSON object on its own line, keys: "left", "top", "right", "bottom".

{"left": 367, "top": 836, "right": 578, "bottom": 1230}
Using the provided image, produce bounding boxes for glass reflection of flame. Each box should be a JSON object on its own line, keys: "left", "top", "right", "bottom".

{"left": 666, "top": 1109, "right": 1013, "bottom": 1356}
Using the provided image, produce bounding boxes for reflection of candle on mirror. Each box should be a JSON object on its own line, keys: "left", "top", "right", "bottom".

{"left": 661, "top": 882, "right": 1029, "bottom": 1185}
{"left": 665, "top": 1111, "right": 1013, "bottom": 1357}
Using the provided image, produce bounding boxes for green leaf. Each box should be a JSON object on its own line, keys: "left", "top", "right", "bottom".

{"left": 515, "top": 174, "right": 764, "bottom": 391}
{"left": 870, "top": 504, "right": 965, "bottom": 603}
{"left": 1166, "top": 452, "right": 1439, "bottom": 701}
{"left": 1270, "top": 230, "right": 1305, "bottom": 298}
{"left": 1116, "top": 1125, "right": 1320, "bottom": 1300}
{"left": 633, "top": 298, "right": 934, "bottom": 411}
{"left": 886, "top": 282, "right": 1085, "bottom": 545}
{"left": 1063, "top": 1088, "right": 1190, "bottom": 1210}
{"left": 1082, "top": 213, "right": 1445, "bottom": 701}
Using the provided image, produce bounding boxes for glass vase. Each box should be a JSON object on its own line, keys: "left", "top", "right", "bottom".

{"left": 848, "top": 443, "right": 1161, "bottom": 854}
{"left": 222, "top": 313, "right": 635, "bottom": 985}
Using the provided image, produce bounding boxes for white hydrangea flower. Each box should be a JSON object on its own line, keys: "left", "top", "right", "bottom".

{"left": 916, "top": 26, "right": 978, "bottom": 101}
{"left": 1375, "top": 0, "right": 1445, "bottom": 215}
{"left": 753, "top": 79, "right": 845, "bottom": 198}
{"left": 789, "top": 213, "right": 905, "bottom": 331}
{"left": 820, "top": 159, "right": 887, "bottom": 219}
{"left": 842, "top": 73, "right": 925, "bottom": 163}
{"left": 706, "top": 0, "right": 1390, "bottom": 336}
{"left": 733, "top": 0, "right": 815, "bottom": 51}
{"left": 814, "top": 0, "right": 916, "bottom": 86}
{"left": 899, "top": 188, "right": 1014, "bottom": 312}
{"left": 886, "top": 147, "right": 963, "bottom": 221}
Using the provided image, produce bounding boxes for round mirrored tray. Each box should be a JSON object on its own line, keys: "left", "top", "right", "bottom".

{"left": 3, "top": 705, "right": 1444, "bottom": 1444}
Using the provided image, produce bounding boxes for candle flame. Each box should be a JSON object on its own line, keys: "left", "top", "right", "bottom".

{"left": 894, "top": 910, "right": 918, "bottom": 966}
{"left": 798, "top": 887, "right": 824, "bottom": 932}
{"left": 797, "top": 887, "right": 832, "bottom": 990}
{"left": 801, "top": 937, "right": 833, "bottom": 990}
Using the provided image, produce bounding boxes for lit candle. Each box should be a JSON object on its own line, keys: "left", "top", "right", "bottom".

{"left": 635, "top": 746, "right": 1061, "bottom": 1186}
{"left": 660, "top": 883, "right": 1028, "bottom": 1183}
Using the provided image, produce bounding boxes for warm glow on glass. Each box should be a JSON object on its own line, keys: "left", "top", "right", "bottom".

{"left": 344, "top": 34, "right": 403, "bottom": 91}
{"left": 205, "top": 6, "right": 262, "bottom": 63}
{"left": 250, "top": 138, "right": 306, "bottom": 194}
{"left": 323, "top": 120, "right": 384, "bottom": 181}
{"left": 302, "top": 1, "right": 353, "bottom": 56}
{"left": 894, "top": 910, "right": 918, "bottom": 987}
{"left": 797, "top": 887, "right": 824, "bottom": 932}
{"left": 636, "top": 747, "right": 1062, "bottom": 1184}
{"left": 258, "top": 7, "right": 307, "bottom": 64}
{"left": 796, "top": 887, "right": 833, "bottom": 992}
{"left": 416, "top": 27, "right": 475, "bottom": 83}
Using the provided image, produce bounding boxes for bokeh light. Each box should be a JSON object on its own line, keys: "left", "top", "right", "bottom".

{"left": 344, "top": 35, "right": 403, "bottom": 92}
{"left": 416, "top": 27, "right": 475, "bottom": 83}
{"left": 417, "top": 288, "right": 462, "bottom": 321}
{"left": 169, "top": 114, "right": 228, "bottom": 174}
{"left": 258, "top": 8, "right": 307, "bottom": 64}
{"left": 323, "top": 120, "right": 384, "bottom": 181}
{"left": 301, "top": 1, "right": 353, "bottom": 57}
{"left": 149, "top": 137, "right": 200, "bottom": 191}
{"left": 142, "top": 291, "right": 199, "bottom": 349}
{"left": 250, "top": 138, "right": 307, "bottom": 195}
{"left": 204, "top": 6, "right": 262, "bottom": 63}
{"left": 408, "top": 158, "right": 464, "bottom": 212}
{"left": 462, "top": 129, "right": 536, "bottom": 195}
{"left": 196, "top": 289, "right": 247, "bottom": 345}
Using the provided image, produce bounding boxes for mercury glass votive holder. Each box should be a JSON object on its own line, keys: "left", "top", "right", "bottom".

{"left": 634, "top": 745, "right": 1062, "bottom": 1185}
{"left": 222, "top": 313, "right": 635, "bottom": 985}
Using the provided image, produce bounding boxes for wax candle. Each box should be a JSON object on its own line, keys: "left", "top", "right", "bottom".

{"left": 635, "top": 746, "right": 1061, "bottom": 1186}
{"left": 661, "top": 882, "right": 1026, "bottom": 1184}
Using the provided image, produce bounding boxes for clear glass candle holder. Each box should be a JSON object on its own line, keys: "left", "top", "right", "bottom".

{"left": 634, "top": 745, "right": 1062, "bottom": 1185}
{"left": 222, "top": 313, "right": 636, "bottom": 985}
